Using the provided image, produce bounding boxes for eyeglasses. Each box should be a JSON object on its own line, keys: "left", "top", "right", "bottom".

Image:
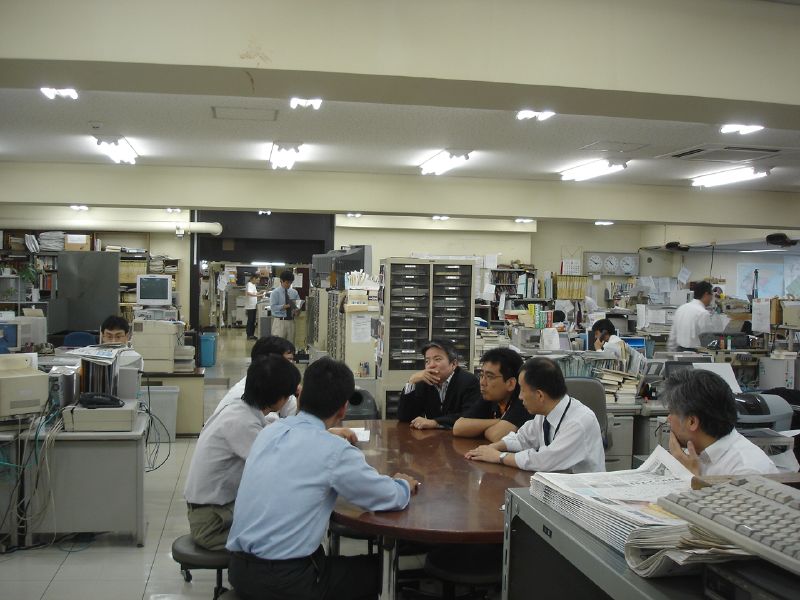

{"left": 478, "top": 370, "right": 503, "bottom": 382}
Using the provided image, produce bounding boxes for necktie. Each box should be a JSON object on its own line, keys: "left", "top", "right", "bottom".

{"left": 543, "top": 418, "right": 551, "bottom": 446}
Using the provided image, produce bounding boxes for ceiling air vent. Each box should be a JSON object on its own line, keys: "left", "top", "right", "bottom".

{"left": 664, "top": 144, "right": 782, "bottom": 163}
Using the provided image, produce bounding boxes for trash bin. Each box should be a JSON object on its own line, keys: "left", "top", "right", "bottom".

{"left": 200, "top": 333, "right": 217, "bottom": 367}
{"left": 140, "top": 385, "right": 179, "bottom": 441}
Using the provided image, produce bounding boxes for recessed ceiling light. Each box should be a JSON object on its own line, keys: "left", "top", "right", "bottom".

{"left": 594, "top": 220, "right": 614, "bottom": 226}
{"left": 69, "top": 205, "right": 89, "bottom": 211}
{"left": 561, "top": 160, "right": 627, "bottom": 181}
{"left": 251, "top": 261, "right": 287, "bottom": 266}
{"left": 514, "top": 218, "right": 534, "bottom": 223}
{"left": 165, "top": 207, "right": 182, "bottom": 214}
{"left": 346, "top": 213, "right": 362, "bottom": 218}
{"left": 419, "top": 150, "right": 471, "bottom": 175}
{"left": 258, "top": 210, "right": 272, "bottom": 216}
{"left": 268, "top": 143, "right": 303, "bottom": 170}
{"left": 516, "top": 109, "right": 556, "bottom": 121}
{"left": 41, "top": 87, "right": 78, "bottom": 100}
{"left": 720, "top": 124, "right": 764, "bottom": 135}
{"left": 289, "top": 97, "right": 322, "bottom": 110}
{"left": 93, "top": 135, "right": 138, "bottom": 164}
{"left": 738, "top": 249, "right": 785, "bottom": 253}
{"left": 691, "top": 167, "right": 769, "bottom": 188}
{"left": 432, "top": 215, "right": 450, "bottom": 221}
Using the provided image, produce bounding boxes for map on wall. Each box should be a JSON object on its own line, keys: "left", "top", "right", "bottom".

{"left": 736, "top": 263, "right": 784, "bottom": 299}
{"left": 785, "top": 256, "right": 800, "bottom": 296}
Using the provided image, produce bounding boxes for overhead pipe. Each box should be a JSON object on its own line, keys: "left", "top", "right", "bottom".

{"left": 0, "top": 219, "right": 223, "bottom": 236}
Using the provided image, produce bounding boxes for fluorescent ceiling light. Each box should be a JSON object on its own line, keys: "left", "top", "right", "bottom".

{"left": 594, "top": 220, "right": 614, "bottom": 226}
{"left": 69, "top": 205, "right": 89, "bottom": 211}
{"left": 561, "top": 160, "right": 626, "bottom": 181}
{"left": 419, "top": 150, "right": 471, "bottom": 175}
{"left": 432, "top": 215, "right": 450, "bottom": 221}
{"left": 720, "top": 124, "right": 764, "bottom": 135}
{"left": 251, "top": 261, "right": 286, "bottom": 266}
{"left": 41, "top": 87, "right": 78, "bottom": 100}
{"left": 346, "top": 213, "right": 362, "bottom": 218}
{"left": 738, "top": 249, "right": 786, "bottom": 253}
{"left": 94, "top": 135, "right": 138, "bottom": 164}
{"left": 290, "top": 97, "right": 322, "bottom": 110}
{"left": 516, "top": 110, "right": 556, "bottom": 121}
{"left": 514, "top": 218, "right": 534, "bottom": 223}
{"left": 691, "top": 167, "right": 768, "bottom": 188}
{"left": 268, "top": 143, "right": 303, "bottom": 170}
{"left": 258, "top": 210, "right": 272, "bottom": 215}
{"left": 165, "top": 207, "right": 182, "bottom": 213}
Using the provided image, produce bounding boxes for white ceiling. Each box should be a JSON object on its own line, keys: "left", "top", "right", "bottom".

{"left": 1, "top": 87, "right": 800, "bottom": 192}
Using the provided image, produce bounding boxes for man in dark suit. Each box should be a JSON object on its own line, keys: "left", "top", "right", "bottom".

{"left": 397, "top": 340, "right": 481, "bottom": 430}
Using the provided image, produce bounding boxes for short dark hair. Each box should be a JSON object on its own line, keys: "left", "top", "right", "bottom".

{"left": 242, "top": 354, "right": 301, "bottom": 411}
{"left": 421, "top": 339, "right": 459, "bottom": 363}
{"left": 591, "top": 318, "right": 616, "bottom": 336}
{"left": 553, "top": 310, "right": 566, "bottom": 323}
{"left": 663, "top": 369, "right": 737, "bottom": 439}
{"left": 481, "top": 348, "right": 523, "bottom": 382}
{"left": 280, "top": 270, "right": 295, "bottom": 283}
{"left": 101, "top": 315, "right": 129, "bottom": 334}
{"left": 300, "top": 357, "right": 354, "bottom": 420}
{"left": 693, "top": 281, "right": 713, "bottom": 300}
{"left": 249, "top": 273, "right": 259, "bottom": 281}
{"left": 519, "top": 357, "right": 567, "bottom": 400}
{"left": 251, "top": 335, "right": 295, "bottom": 360}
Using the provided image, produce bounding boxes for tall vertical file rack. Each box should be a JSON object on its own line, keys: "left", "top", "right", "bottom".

{"left": 376, "top": 258, "right": 475, "bottom": 418}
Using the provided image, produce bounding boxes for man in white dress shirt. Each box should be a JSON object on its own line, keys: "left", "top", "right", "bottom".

{"left": 270, "top": 270, "right": 301, "bottom": 342}
{"left": 668, "top": 281, "right": 713, "bottom": 352}
{"left": 244, "top": 274, "right": 264, "bottom": 340}
{"left": 590, "top": 318, "right": 627, "bottom": 360}
{"left": 184, "top": 354, "right": 301, "bottom": 550}
{"left": 465, "top": 357, "right": 606, "bottom": 474}
{"left": 664, "top": 369, "right": 778, "bottom": 476}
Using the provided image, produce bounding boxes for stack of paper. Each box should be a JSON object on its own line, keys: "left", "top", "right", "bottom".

{"left": 528, "top": 446, "right": 691, "bottom": 554}
{"left": 38, "top": 231, "right": 65, "bottom": 251}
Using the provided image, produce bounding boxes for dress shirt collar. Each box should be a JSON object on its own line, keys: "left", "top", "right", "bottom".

{"left": 690, "top": 299, "right": 706, "bottom": 309}
{"left": 699, "top": 428, "right": 738, "bottom": 465}
{"left": 436, "top": 371, "right": 455, "bottom": 391}
{"left": 544, "top": 394, "right": 571, "bottom": 427}
{"left": 295, "top": 411, "right": 328, "bottom": 430}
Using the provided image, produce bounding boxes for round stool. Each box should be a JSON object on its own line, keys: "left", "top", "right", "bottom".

{"left": 423, "top": 544, "right": 503, "bottom": 600}
{"left": 171, "top": 534, "right": 231, "bottom": 600}
{"left": 216, "top": 590, "right": 242, "bottom": 600}
{"left": 328, "top": 520, "right": 376, "bottom": 556}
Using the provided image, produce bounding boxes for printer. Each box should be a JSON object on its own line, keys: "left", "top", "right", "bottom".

{"left": 734, "top": 393, "right": 793, "bottom": 431}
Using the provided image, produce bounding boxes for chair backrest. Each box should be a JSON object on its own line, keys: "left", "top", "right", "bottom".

{"left": 63, "top": 331, "right": 98, "bottom": 347}
{"left": 344, "top": 386, "right": 380, "bottom": 420}
{"left": 565, "top": 376, "right": 609, "bottom": 448}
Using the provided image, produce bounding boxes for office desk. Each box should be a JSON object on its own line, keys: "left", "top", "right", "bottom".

{"left": 20, "top": 414, "right": 148, "bottom": 546}
{"left": 142, "top": 368, "right": 205, "bottom": 435}
{"left": 332, "top": 420, "right": 530, "bottom": 599}
{"left": 503, "top": 488, "right": 704, "bottom": 600}
{"left": 0, "top": 432, "right": 18, "bottom": 545}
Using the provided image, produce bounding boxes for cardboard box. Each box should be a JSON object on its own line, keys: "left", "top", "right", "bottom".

{"left": 782, "top": 301, "right": 800, "bottom": 328}
{"left": 769, "top": 297, "right": 783, "bottom": 325}
{"left": 64, "top": 233, "right": 90, "bottom": 251}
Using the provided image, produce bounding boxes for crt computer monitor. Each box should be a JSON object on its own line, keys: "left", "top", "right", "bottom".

{"left": 136, "top": 274, "right": 172, "bottom": 306}
{"left": 0, "top": 322, "right": 21, "bottom": 352}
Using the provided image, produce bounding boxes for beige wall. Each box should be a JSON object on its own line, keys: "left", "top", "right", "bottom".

{"left": 677, "top": 251, "right": 787, "bottom": 300}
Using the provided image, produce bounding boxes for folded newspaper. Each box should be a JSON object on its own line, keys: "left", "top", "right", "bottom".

{"left": 529, "top": 446, "right": 754, "bottom": 577}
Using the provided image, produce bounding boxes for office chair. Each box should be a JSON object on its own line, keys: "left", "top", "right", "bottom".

{"left": 63, "top": 331, "right": 97, "bottom": 346}
{"left": 565, "top": 377, "right": 610, "bottom": 449}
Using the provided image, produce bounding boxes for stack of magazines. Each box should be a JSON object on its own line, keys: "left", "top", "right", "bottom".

{"left": 38, "top": 231, "right": 65, "bottom": 251}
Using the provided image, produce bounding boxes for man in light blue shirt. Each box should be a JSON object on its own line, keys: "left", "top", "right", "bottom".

{"left": 269, "top": 270, "right": 301, "bottom": 342}
{"left": 227, "top": 357, "right": 419, "bottom": 600}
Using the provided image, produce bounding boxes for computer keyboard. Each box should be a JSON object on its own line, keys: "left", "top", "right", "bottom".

{"left": 657, "top": 476, "right": 800, "bottom": 576}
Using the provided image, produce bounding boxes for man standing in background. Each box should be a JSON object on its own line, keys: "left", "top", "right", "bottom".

{"left": 270, "top": 270, "right": 300, "bottom": 342}
{"left": 244, "top": 274, "right": 263, "bottom": 341}
{"left": 668, "top": 281, "right": 713, "bottom": 352}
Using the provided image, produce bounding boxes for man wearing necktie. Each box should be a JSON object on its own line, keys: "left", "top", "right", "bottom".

{"left": 269, "top": 270, "right": 301, "bottom": 343}
{"left": 465, "top": 357, "right": 605, "bottom": 474}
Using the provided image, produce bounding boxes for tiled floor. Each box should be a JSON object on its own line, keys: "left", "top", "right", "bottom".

{"left": 3, "top": 328, "right": 492, "bottom": 599}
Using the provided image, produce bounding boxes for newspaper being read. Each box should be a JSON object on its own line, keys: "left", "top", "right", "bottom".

{"left": 529, "top": 446, "right": 692, "bottom": 554}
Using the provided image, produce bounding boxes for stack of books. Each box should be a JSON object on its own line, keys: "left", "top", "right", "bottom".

{"left": 598, "top": 368, "right": 640, "bottom": 405}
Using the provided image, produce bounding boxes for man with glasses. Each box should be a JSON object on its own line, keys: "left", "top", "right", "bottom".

{"left": 398, "top": 340, "right": 481, "bottom": 430}
{"left": 453, "top": 348, "right": 532, "bottom": 442}
{"left": 100, "top": 315, "right": 130, "bottom": 344}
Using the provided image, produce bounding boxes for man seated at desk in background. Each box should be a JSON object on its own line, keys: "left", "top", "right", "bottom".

{"left": 227, "top": 357, "right": 419, "bottom": 600}
{"left": 668, "top": 280, "right": 713, "bottom": 352}
{"left": 100, "top": 315, "right": 130, "bottom": 344}
{"left": 590, "top": 318, "right": 627, "bottom": 360}
{"left": 663, "top": 369, "right": 778, "bottom": 476}
{"left": 453, "top": 348, "right": 531, "bottom": 442}
{"left": 270, "top": 270, "right": 301, "bottom": 342}
{"left": 398, "top": 339, "right": 481, "bottom": 430}
{"left": 184, "top": 354, "right": 301, "bottom": 550}
{"left": 465, "top": 357, "right": 606, "bottom": 473}
{"left": 216, "top": 336, "right": 298, "bottom": 423}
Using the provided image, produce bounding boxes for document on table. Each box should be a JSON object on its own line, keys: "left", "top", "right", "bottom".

{"left": 349, "top": 427, "right": 370, "bottom": 442}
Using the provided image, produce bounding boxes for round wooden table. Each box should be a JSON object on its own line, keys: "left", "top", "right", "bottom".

{"left": 332, "top": 420, "right": 531, "bottom": 598}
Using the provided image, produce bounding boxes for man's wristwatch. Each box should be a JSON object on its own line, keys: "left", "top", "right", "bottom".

{"left": 498, "top": 451, "right": 509, "bottom": 465}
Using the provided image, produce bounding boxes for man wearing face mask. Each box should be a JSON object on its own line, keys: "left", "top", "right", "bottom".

{"left": 397, "top": 340, "right": 481, "bottom": 430}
